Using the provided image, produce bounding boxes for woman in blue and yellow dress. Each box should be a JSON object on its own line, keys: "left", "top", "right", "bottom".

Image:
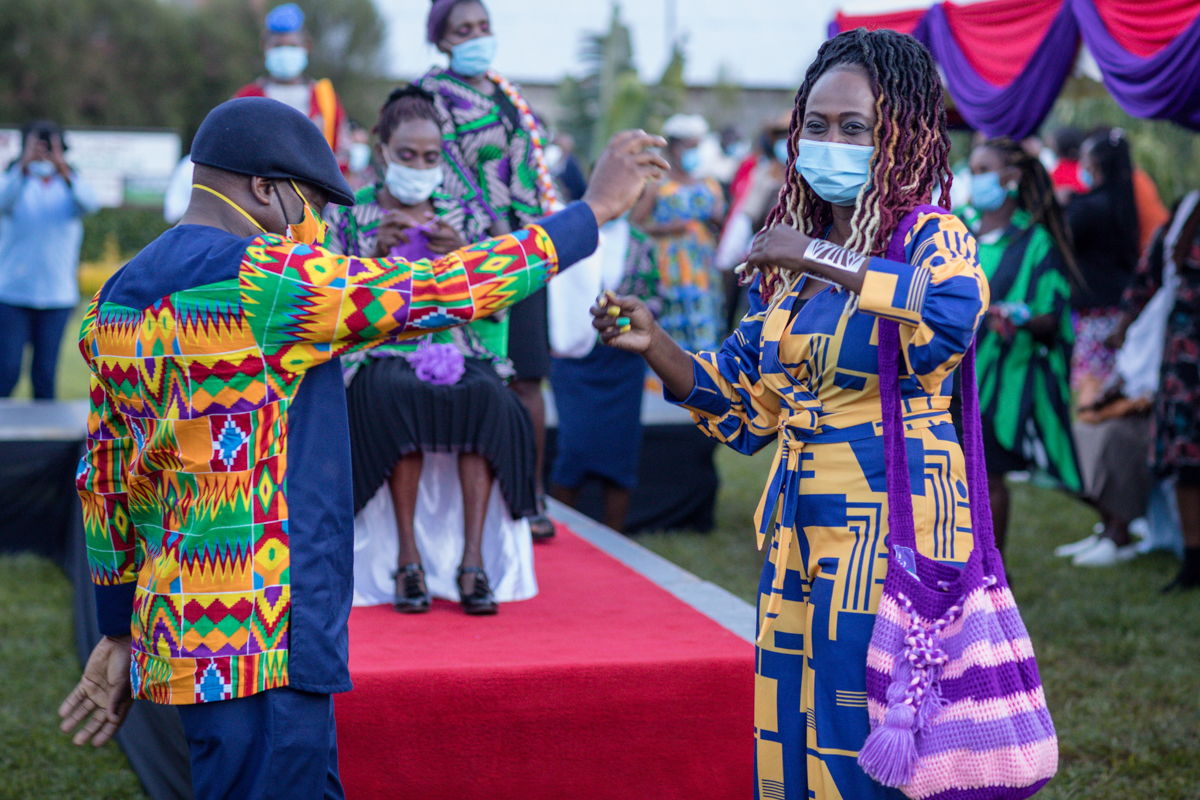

{"left": 593, "top": 30, "right": 988, "bottom": 800}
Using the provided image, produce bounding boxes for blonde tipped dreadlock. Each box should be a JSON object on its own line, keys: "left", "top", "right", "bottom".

{"left": 741, "top": 28, "right": 953, "bottom": 305}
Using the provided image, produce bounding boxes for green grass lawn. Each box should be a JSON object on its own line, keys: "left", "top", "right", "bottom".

{"left": 0, "top": 555, "right": 144, "bottom": 799}
{"left": 3, "top": 339, "right": 1197, "bottom": 797}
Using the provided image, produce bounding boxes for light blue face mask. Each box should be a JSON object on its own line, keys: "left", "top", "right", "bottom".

{"left": 796, "top": 140, "right": 874, "bottom": 206}
{"left": 450, "top": 35, "right": 497, "bottom": 77}
{"left": 265, "top": 46, "right": 308, "bottom": 80}
{"left": 680, "top": 147, "right": 701, "bottom": 175}
{"left": 970, "top": 171, "right": 1008, "bottom": 212}
{"left": 1078, "top": 165, "right": 1094, "bottom": 190}
{"left": 27, "top": 160, "right": 57, "bottom": 178}
{"left": 384, "top": 161, "right": 444, "bottom": 206}
{"left": 773, "top": 138, "right": 789, "bottom": 164}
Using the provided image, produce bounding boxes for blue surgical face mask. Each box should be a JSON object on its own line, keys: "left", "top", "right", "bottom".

{"left": 450, "top": 36, "right": 497, "bottom": 77}
{"left": 680, "top": 147, "right": 701, "bottom": 175}
{"left": 385, "top": 160, "right": 444, "bottom": 206}
{"left": 27, "top": 160, "right": 57, "bottom": 178}
{"left": 773, "top": 138, "right": 789, "bottom": 164}
{"left": 1078, "top": 165, "right": 1094, "bottom": 190}
{"left": 795, "top": 140, "right": 874, "bottom": 206}
{"left": 265, "top": 46, "right": 308, "bottom": 80}
{"left": 348, "top": 142, "right": 371, "bottom": 173}
{"left": 970, "top": 171, "right": 1008, "bottom": 212}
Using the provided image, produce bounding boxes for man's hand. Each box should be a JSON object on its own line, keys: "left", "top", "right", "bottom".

{"left": 425, "top": 219, "right": 466, "bottom": 255}
{"left": 583, "top": 131, "right": 669, "bottom": 227}
{"left": 58, "top": 635, "right": 133, "bottom": 747}
{"left": 372, "top": 209, "right": 426, "bottom": 258}
{"left": 592, "top": 292, "right": 656, "bottom": 354}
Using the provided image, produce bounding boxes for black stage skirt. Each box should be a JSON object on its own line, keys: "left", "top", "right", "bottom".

{"left": 346, "top": 356, "right": 537, "bottom": 518}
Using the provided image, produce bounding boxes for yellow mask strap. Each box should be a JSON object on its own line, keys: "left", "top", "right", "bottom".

{"left": 192, "top": 184, "right": 268, "bottom": 233}
{"left": 289, "top": 180, "right": 314, "bottom": 221}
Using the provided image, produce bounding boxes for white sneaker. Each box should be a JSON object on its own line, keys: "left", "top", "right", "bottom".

{"left": 1129, "top": 518, "right": 1149, "bottom": 540}
{"left": 1073, "top": 537, "right": 1139, "bottom": 567}
{"left": 1055, "top": 533, "right": 1100, "bottom": 558}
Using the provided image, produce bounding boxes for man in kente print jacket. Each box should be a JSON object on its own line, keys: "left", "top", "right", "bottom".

{"left": 58, "top": 96, "right": 667, "bottom": 800}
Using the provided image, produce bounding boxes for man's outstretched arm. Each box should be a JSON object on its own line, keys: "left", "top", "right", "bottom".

{"left": 240, "top": 131, "right": 668, "bottom": 356}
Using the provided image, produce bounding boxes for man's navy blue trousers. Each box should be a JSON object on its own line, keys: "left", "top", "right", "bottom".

{"left": 176, "top": 687, "right": 344, "bottom": 800}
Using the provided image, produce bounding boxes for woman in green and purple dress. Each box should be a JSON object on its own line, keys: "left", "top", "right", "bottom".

{"left": 418, "top": 0, "right": 559, "bottom": 537}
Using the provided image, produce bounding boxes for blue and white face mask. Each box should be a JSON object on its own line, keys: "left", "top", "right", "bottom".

{"left": 773, "top": 138, "right": 789, "bottom": 165}
{"left": 385, "top": 161, "right": 444, "bottom": 206}
{"left": 680, "top": 147, "right": 701, "bottom": 175}
{"left": 450, "top": 36, "right": 497, "bottom": 77}
{"left": 970, "top": 171, "right": 1008, "bottom": 212}
{"left": 796, "top": 140, "right": 874, "bottom": 207}
{"left": 265, "top": 46, "right": 308, "bottom": 80}
{"left": 27, "top": 160, "right": 58, "bottom": 178}
{"left": 1078, "top": 165, "right": 1094, "bottom": 190}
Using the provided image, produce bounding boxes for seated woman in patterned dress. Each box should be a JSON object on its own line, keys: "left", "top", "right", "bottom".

{"left": 326, "top": 86, "right": 539, "bottom": 616}
{"left": 592, "top": 30, "right": 987, "bottom": 800}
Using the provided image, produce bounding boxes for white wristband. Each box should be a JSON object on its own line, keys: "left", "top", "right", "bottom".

{"left": 803, "top": 239, "right": 867, "bottom": 274}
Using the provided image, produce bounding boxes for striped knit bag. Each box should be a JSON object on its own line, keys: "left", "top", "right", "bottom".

{"left": 857, "top": 206, "right": 1058, "bottom": 799}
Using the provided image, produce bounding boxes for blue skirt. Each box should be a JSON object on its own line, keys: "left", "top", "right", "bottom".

{"left": 549, "top": 345, "right": 645, "bottom": 490}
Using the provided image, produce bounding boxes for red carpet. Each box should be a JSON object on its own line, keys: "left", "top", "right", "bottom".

{"left": 335, "top": 522, "right": 755, "bottom": 799}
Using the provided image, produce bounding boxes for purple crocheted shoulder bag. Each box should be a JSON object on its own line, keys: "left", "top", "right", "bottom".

{"left": 858, "top": 205, "right": 1058, "bottom": 799}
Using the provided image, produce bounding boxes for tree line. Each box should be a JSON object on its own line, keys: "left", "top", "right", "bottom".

{"left": 0, "top": 0, "right": 388, "bottom": 148}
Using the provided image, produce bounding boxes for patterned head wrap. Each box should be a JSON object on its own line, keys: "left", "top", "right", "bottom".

{"left": 427, "top": 0, "right": 482, "bottom": 44}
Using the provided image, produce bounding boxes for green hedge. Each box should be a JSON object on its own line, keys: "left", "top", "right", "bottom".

{"left": 80, "top": 207, "right": 171, "bottom": 262}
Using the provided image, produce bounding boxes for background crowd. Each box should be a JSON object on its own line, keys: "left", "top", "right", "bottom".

{"left": 2, "top": 2, "right": 1197, "bottom": 601}
{"left": 3, "top": 1, "right": 1200, "bottom": 798}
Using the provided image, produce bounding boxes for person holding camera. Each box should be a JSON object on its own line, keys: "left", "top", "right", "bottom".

{"left": 0, "top": 120, "right": 99, "bottom": 399}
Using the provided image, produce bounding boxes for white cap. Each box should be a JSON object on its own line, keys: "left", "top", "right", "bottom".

{"left": 661, "top": 113, "right": 709, "bottom": 141}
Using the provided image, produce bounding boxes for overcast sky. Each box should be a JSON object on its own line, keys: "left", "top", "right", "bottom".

{"left": 373, "top": 0, "right": 842, "bottom": 87}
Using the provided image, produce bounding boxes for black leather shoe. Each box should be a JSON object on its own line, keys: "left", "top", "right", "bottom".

{"left": 529, "top": 513, "right": 556, "bottom": 541}
{"left": 393, "top": 564, "right": 430, "bottom": 613}
{"left": 457, "top": 566, "right": 498, "bottom": 615}
{"left": 1162, "top": 570, "right": 1200, "bottom": 593}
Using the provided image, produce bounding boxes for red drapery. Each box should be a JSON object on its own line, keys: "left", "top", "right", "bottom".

{"left": 829, "top": 0, "right": 1200, "bottom": 134}
{"left": 1092, "top": 0, "right": 1200, "bottom": 57}
{"left": 832, "top": 8, "right": 925, "bottom": 35}
{"left": 942, "top": 0, "right": 1064, "bottom": 86}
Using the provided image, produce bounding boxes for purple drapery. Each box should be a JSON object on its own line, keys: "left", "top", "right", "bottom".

{"left": 1071, "top": 0, "right": 1200, "bottom": 129}
{"left": 912, "top": 3, "right": 1079, "bottom": 138}
{"left": 830, "top": 1, "right": 1200, "bottom": 135}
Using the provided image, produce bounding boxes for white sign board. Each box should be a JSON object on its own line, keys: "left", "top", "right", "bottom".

{"left": 0, "top": 127, "right": 181, "bottom": 208}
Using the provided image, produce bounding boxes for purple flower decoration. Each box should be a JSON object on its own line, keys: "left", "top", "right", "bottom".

{"left": 406, "top": 341, "right": 464, "bottom": 386}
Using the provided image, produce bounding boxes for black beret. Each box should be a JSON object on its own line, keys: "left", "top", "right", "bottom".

{"left": 190, "top": 97, "right": 355, "bottom": 206}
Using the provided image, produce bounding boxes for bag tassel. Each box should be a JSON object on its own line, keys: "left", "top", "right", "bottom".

{"left": 859, "top": 699, "right": 918, "bottom": 786}
{"left": 860, "top": 592, "right": 959, "bottom": 787}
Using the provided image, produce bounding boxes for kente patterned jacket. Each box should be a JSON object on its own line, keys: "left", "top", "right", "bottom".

{"left": 77, "top": 202, "right": 597, "bottom": 705}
